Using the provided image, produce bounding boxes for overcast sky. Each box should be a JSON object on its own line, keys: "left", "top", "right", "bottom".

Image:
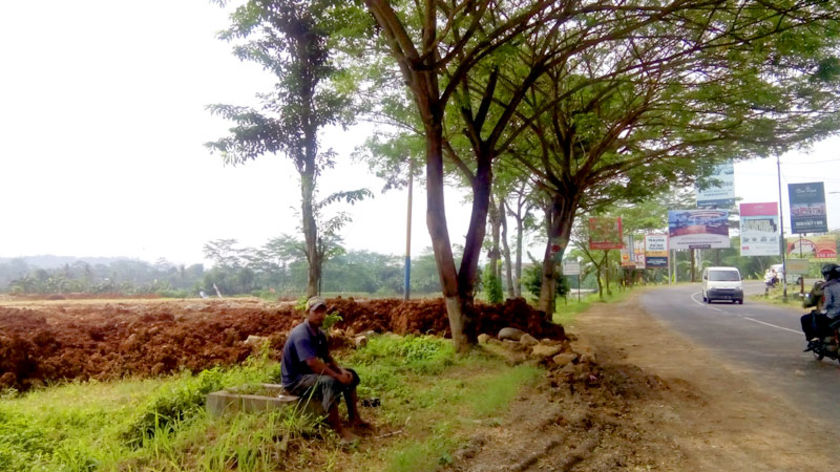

{"left": 1, "top": 1, "right": 839, "bottom": 266}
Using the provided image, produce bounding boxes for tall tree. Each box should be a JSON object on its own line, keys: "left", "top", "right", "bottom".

{"left": 501, "top": 2, "right": 840, "bottom": 316}
{"left": 207, "top": 0, "right": 367, "bottom": 297}
{"left": 362, "top": 0, "right": 693, "bottom": 349}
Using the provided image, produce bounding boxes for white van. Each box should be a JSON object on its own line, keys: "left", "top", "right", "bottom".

{"left": 702, "top": 266, "right": 743, "bottom": 304}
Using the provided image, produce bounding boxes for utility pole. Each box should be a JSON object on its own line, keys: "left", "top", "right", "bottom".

{"left": 777, "top": 155, "right": 788, "bottom": 301}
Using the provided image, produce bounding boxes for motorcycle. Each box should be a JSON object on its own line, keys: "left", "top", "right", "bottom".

{"left": 803, "top": 317, "right": 840, "bottom": 363}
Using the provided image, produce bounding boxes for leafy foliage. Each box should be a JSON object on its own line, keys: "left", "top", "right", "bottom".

{"left": 482, "top": 270, "right": 504, "bottom": 304}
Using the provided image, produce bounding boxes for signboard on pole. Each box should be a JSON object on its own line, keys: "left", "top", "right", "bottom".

{"left": 739, "top": 202, "right": 780, "bottom": 256}
{"left": 786, "top": 235, "right": 837, "bottom": 259}
{"left": 786, "top": 258, "right": 810, "bottom": 275}
{"left": 668, "top": 210, "right": 731, "bottom": 250}
{"left": 645, "top": 234, "right": 669, "bottom": 268}
{"left": 589, "top": 217, "right": 623, "bottom": 250}
{"left": 620, "top": 235, "right": 635, "bottom": 267}
{"left": 788, "top": 182, "right": 828, "bottom": 234}
{"left": 696, "top": 162, "right": 735, "bottom": 209}
{"left": 562, "top": 261, "right": 581, "bottom": 276}
{"left": 633, "top": 243, "right": 646, "bottom": 270}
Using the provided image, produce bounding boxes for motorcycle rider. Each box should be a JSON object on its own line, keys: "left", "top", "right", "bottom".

{"left": 801, "top": 263, "right": 840, "bottom": 348}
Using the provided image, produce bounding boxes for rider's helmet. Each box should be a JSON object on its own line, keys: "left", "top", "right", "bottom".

{"left": 821, "top": 263, "right": 840, "bottom": 280}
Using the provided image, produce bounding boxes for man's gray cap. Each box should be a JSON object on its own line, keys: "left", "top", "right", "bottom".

{"left": 306, "top": 296, "right": 327, "bottom": 312}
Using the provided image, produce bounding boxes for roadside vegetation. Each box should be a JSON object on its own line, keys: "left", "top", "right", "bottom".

{"left": 0, "top": 334, "right": 541, "bottom": 472}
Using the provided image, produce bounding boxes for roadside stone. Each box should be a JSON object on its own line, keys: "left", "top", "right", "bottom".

{"left": 498, "top": 327, "right": 527, "bottom": 341}
{"left": 540, "top": 338, "right": 562, "bottom": 346}
{"left": 552, "top": 352, "right": 578, "bottom": 367}
{"left": 502, "top": 339, "right": 529, "bottom": 352}
{"left": 579, "top": 352, "right": 597, "bottom": 364}
{"left": 477, "top": 333, "right": 490, "bottom": 344}
{"left": 531, "top": 344, "right": 563, "bottom": 359}
{"left": 561, "top": 362, "right": 584, "bottom": 376}
{"left": 519, "top": 333, "right": 539, "bottom": 346}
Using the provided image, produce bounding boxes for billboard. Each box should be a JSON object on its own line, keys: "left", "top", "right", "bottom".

{"left": 589, "top": 217, "right": 623, "bottom": 250}
{"left": 668, "top": 210, "right": 731, "bottom": 250}
{"left": 788, "top": 182, "right": 828, "bottom": 234}
{"left": 739, "top": 202, "right": 780, "bottom": 256}
{"left": 633, "top": 241, "right": 646, "bottom": 269}
{"left": 620, "top": 235, "right": 635, "bottom": 267}
{"left": 786, "top": 234, "right": 837, "bottom": 259}
{"left": 696, "top": 162, "right": 735, "bottom": 209}
{"left": 563, "top": 261, "right": 581, "bottom": 276}
{"left": 645, "top": 234, "right": 669, "bottom": 267}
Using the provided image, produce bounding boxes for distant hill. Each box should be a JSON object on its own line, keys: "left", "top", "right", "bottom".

{"left": 0, "top": 255, "right": 136, "bottom": 269}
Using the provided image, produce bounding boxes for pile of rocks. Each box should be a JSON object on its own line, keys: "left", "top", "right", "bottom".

{"left": 478, "top": 327, "right": 596, "bottom": 374}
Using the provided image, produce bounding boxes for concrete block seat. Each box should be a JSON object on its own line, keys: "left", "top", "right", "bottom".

{"left": 206, "top": 383, "right": 323, "bottom": 417}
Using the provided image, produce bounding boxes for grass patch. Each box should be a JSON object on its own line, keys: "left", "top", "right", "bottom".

{"left": 0, "top": 334, "right": 541, "bottom": 472}
{"left": 553, "top": 286, "right": 637, "bottom": 326}
{"left": 750, "top": 286, "right": 809, "bottom": 308}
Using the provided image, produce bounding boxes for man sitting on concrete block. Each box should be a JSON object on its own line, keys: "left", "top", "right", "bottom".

{"left": 281, "top": 296, "right": 369, "bottom": 442}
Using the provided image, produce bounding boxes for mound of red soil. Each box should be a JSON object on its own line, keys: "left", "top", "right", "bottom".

{"left": 0, "top": 297, "right": 562, "bottom": 391}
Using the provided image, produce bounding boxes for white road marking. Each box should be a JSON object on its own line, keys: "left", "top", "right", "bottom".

{"left": 689, "top": 290, "right": 800, "bottom": 334}
{"left": 743, "top": 316, "right": 802, "bottom": 335}
{"left": 690, "top": 291, "right": 722, "bottom": 311}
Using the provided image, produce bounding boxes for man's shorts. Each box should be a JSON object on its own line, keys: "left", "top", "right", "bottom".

{"left": 285, "top": 368, "right": 360, "bottom": 412}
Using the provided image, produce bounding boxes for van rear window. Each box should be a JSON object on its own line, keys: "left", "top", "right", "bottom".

{"left": 709, "top": 271, "right": 739, "bottom": 281}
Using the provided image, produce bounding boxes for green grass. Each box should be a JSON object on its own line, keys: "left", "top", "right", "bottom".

{"left": 749, "top": 286, "right": 809, "bottom": 309}
{"left": 0, "top": 334, "right": 541, "bottom": 472}
{"left": 553, "top": 286, "right": 637, "bottom": 326}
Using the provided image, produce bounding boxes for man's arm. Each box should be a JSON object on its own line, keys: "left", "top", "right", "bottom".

{"left": 825, "top": 284, "right": 840, "bottom": 318}
{"left": 305, "top": 357, "right": 353, "bottom": 384}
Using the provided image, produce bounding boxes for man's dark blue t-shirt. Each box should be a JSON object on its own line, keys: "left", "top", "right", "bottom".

{"left": 281, "top": 320, "right": 329, "bottom": 387}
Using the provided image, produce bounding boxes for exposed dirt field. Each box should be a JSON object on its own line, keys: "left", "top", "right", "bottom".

{"left": 449, "top": 293, "right": 839, "bottom": 471}
{"left": 0, "top": 296, "right": 562, "bottom": 391}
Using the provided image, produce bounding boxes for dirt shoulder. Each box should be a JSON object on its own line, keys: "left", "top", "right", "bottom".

{"left": 452, "top": 292, "right": 837, "bottom": 471}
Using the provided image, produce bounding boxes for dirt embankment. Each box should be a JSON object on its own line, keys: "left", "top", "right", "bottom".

{"left": 0, "top": 297, "right": 561, "bottom": 391}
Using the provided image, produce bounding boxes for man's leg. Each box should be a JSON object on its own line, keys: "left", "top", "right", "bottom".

{"left": 327, "top": 402, "right": 356, "bottom": 440}
{"left": 802, "top": 313, "right": 816, "bottom": 340}
{"left": 342, "top": 369, "right": 369, "bottom": 428}
{"left": 291, "top": 375, "right": 357, "bottom": 440}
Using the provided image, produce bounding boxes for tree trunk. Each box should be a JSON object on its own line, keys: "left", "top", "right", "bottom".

{"left": 425, "top": 120, "right": 471, "bottom": 351}
{"left": 453, "top": 157, "right": 493, "bottom": 344}
{"left": 301, "top": 170, "right": 319, "bottom": 297}
{"left": 487, "top": 194, "right": 501, "bottom": 280}
{"left": 500, "top": 200, "right": 515, "bottom": 299}
{"left": 539, "top": 193, "right": 578, "bottom": 319}
{"left": 513, "top": 205, "right": 524, "bottom": 297}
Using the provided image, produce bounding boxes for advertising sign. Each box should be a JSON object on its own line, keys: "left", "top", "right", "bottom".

{"left": 633, "top": 242, "right": 646, "bottom": 270}
{"left": 620, "top": 235, "right": 635, "bottom": 267}
{"left": 739, "top": 202, "right": 780, "bottom": 256}
{"left": 589, "top": 217, "right": 623, "bottom": 250}
{"left": 563, "top": 261, "right": 581, "bottom": 276}
{"left": 696, "top": 162, "right": 735, "bottom": 209}
{"left": 786, "top": 259, "right": 810, "bottom": 275}
{"left": 645, "top": 234, "right": 669, "bottom": 268}
{"left": 668, "top": 210, "right": 731, "bottom": 250}
{"left": 788, "top": 182, "right": 828, "bottom": 234}
{"left": 786, "top": 234, "right": 837, "bottom": 259}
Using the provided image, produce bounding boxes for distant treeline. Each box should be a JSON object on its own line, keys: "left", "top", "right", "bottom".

{"left": 0, "top": 244, "right": 457, "bottom": 298}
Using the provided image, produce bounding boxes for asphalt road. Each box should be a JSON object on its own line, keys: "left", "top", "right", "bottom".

{"left": 640, "top": 282, "right": 840, "bottom": 431}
